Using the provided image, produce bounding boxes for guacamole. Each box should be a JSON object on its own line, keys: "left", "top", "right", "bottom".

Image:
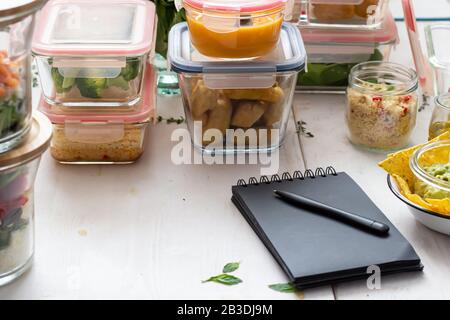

{"left": 415, "top": 162, "right": 450, "bottom": 199}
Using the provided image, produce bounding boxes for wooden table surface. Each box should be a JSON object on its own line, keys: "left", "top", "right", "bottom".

{"left": 1, "top": 1, "right": 449, "bottom": 300}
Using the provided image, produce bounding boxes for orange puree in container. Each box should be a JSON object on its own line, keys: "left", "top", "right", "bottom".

{"left": 187, "top": 15, "right": 283, "bottom": 59}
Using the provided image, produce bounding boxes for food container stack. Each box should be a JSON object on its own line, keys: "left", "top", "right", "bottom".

{"left": 31, "top": 0, "right": 157, "bottom": 164}
{"left": 287, "top": 0, "right": 399, "bottom": 93}
{"left": 1, "top": 1, "right": 53, "bottom": 286}
{"left": 169, "top": 0, "right": 307, "bottom": 154}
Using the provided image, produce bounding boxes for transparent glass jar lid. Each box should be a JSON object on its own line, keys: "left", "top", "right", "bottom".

{"left": 32, "top": 0, "right": 156, "bottom": 56}
{"left": 183, "top": 0, "right": 286, "bottom": 13}
{"left": 0, "top": 112, "right": 52, "bottom": 171}
{"left": 425, "top": 24, "right": 450, "bottom": 69}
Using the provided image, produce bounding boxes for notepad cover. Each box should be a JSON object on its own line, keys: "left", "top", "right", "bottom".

{"left": 232, "top": 171, "right": 423, "bottom": 289}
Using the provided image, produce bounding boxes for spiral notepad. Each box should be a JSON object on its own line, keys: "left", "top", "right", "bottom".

{"left": 232, "top": 167, "right": 423, "bottom": 289}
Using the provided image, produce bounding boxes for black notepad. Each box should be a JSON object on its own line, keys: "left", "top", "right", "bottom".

{"left": 232, "top": 167, "right": 423, "bottom": 289}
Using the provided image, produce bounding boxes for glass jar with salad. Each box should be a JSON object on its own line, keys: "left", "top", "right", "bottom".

{"left": 346, "top": 61, "right": 419, "bottom": 151}
{"left": 429, "top": 93, "right": 450, "bottom": 140}
{"left": 0, "top": 0, "right": 46, "bottom": 153}
{"left": 0, "top": 112, "right": 51, "bottom": 286}
{"left": 32, "top": 0, "right": 157, "bottom": 109}
{"left": 290, "top": 0, "right": 389, "bottom": 30}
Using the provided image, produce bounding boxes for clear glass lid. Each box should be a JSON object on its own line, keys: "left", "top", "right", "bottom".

{"left": 32, "top": 0, "right": 156, "bottom": 56}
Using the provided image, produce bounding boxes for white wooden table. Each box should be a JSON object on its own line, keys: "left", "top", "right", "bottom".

{"left": 1, "top": 1, "right": 450, "bottom": 300}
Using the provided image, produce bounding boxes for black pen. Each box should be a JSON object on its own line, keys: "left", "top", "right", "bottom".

{"left": 273, "top": 190, "right": 390, "bottom": 234}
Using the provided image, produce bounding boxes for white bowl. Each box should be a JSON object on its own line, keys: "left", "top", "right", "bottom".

{"left": 388, "top": 175, "right": 450, "bottom": 235}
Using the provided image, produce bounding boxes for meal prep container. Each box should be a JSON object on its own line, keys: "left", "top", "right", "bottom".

{"left": 0, "top": 0, "right": 46, "bottom": 153}
{"left": 168, "top": 22, "right": 306, "bottom": 154}
{"left": 38, "top": 66, "right": 156, "bottom": 164}
{"left": 182, "top": 0, "right": 286, "bottom": 59}
{"left": 291, "top": 0, "right": 389, "bottom": 30}
{"left": 425, "top": 24, "right": 450, "bottom": 95}
{"left": 0, "top": 112, "right": 51, "bottom": 286}
{"left": 346, "top": 62, "right": 419, "bottom": 151}
{"left": 297, "top": 13, "right": 397, "bottom": 93}
{"left": 32, "top": 0, "right": 157, "bottom": 109}
{"left": 429, "top": 93, "right": 450, "bottom": 140}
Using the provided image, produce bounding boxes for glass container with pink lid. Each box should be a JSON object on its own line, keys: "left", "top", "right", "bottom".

{"left": 181, "top": 0, "right": 287, "bottom": 59}
{"left": 38, "top": 65, "right": 156, "bottom": 164}
{"left": 32, "top": 0, "right": 157, "bottom": 110}
{"left": 297, "top": 12, "right": 398, "bottom": 93}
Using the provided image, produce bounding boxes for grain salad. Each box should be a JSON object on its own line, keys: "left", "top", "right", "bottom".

{"left": 347, "top": 83, "right": 418, "bottom": 150}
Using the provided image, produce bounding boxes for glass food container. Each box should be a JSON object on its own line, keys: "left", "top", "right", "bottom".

{"left": 0, "top": 0, "right": 47, "bottom": 153}
{"left": 297, "top": 13, "right": 398, "bottom": 93}
{"left": 32, "top": 0, "right": 157, "bottom": 109}
{"left": 291, "top": 0, "right": 389, "bottom": 29}
{"left": 425, "top": 24, "right": 450, "bottom": 95}
{"left": 0, "top": 112, "right": 52, "bottom": 286}
{"left": 38, "top": 66, "right": 156, "bottom": 164}
{"left": 182, "top": 0, "right": 286, "bottom": 59}
{"left": 429, "top": 93, "right": 450, "bottom": 140}
{"left": 346, "top": 62, "right": 419, "bottom": 151}
{"left": 410, "top": 140, "right": 450, "bottom": 201}
{"left": 168, "top": 22, "right": 306, "bottom": 154}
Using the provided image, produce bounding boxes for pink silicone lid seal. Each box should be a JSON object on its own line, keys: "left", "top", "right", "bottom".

{"left": 183, "top": 0, "right": 286, "bottom": 13}
{"left": 39, "top": 65, "right": 156, "bottom": 124}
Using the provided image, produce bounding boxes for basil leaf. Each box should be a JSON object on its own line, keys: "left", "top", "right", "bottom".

{"left": 203, "top": 274, "right": 242, "bottom": 286}
{"left": 268, "top": 282, "right": 297, "bottom": 293}
{"left": 223, "top": 262, "right": 240, "bottom": 273}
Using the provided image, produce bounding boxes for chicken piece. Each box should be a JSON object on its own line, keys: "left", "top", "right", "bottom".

{"left": 312, "top": 4, "right": 355, "bottom": 21}
{"left": 190, "top": 80, "right": 221, "bottom": 118}
{"left": 262, "top": 101, "right": 284, "bottom": 127}
{"left": 354, "top": 0, "right": 379, "bottom": 18}
{"left": 223, "top": 84, "right": 284, "bottom": 103}
{"left": 231, "top": 100, "right": 268, "bottom": 128}
{"left": 203, "top": 94, "right": 233, "bottom": 138}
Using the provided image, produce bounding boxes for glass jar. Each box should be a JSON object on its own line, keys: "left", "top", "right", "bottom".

{"left": 182, "top": 0, "right": 286, "bottom": 59}
{"left": 0, "top": 0, "right": 46, "bottom": 153}
{"left": 410, "top": 140, "right": 450, "bottom": 201}
{"left": 429, "top": 93, "right": 450, "bottom": 140}
{"left": 0, "top": 112, "right": 51, "bottom": 286}
{"left": 346, "top": 61, "right": 419, "bottom": 151}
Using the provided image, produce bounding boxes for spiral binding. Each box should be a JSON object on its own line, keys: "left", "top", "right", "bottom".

{"left": 237, "top": 166, "right": 338, "bottom": 187}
